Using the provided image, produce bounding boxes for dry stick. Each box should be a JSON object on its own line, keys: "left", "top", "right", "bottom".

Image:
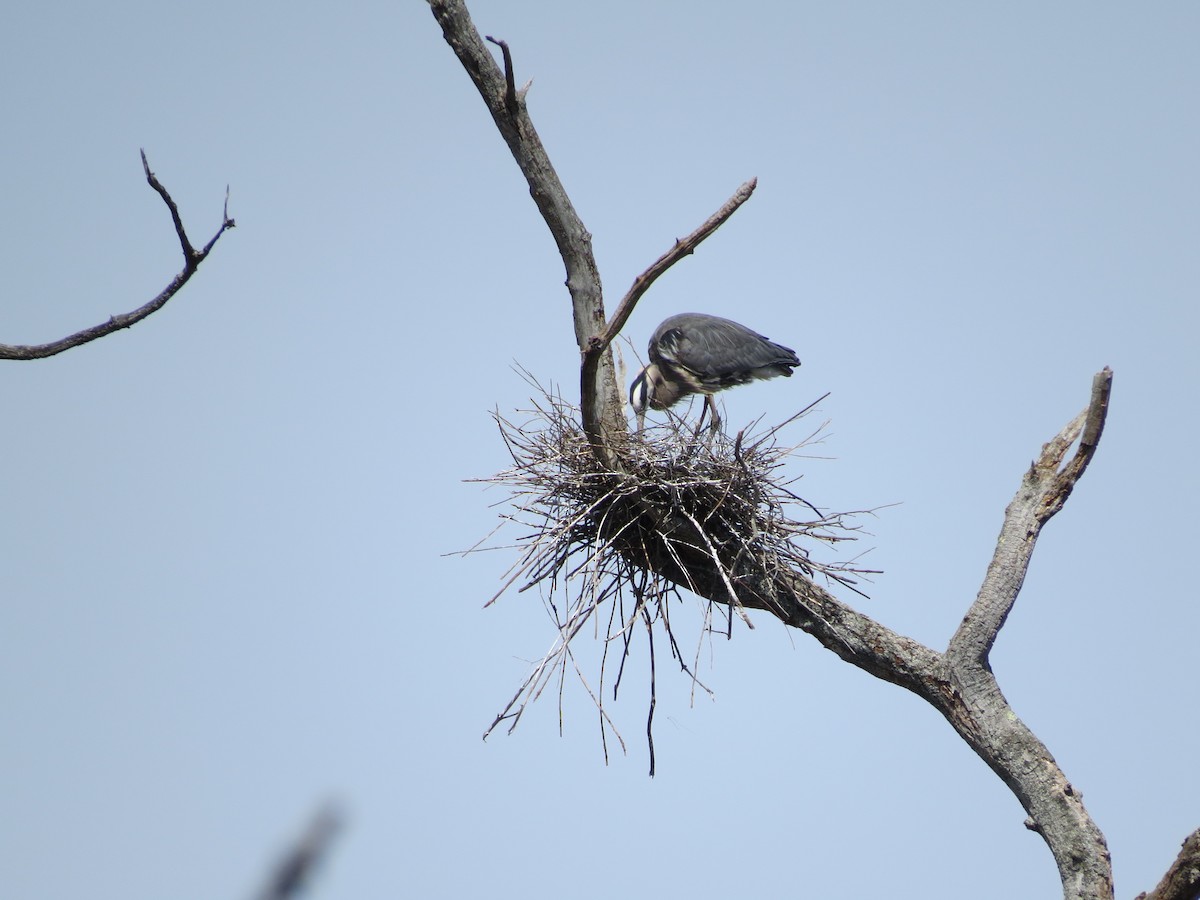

{"left": 642, "top": 605, "right": 657, "bottom": 778}
{"left": 597, "top": 580, "right": 625, "bottom": 763}
{"left": 484, "top": 35, "right": 518, "bottom": 117}
{"left": 680, "top": 510, "right": 754, "bottom": 632}
{"left": 0, "top": 151, "right": 234, "bottom": 361}
{"left": 255, "top": 804, "right": 342, "bottom": 900}
{"left": 592, "top": 177, "right": 758, "bottom": 357}
{"left": 580, "top": 178, "right": 758, "bottom": 460}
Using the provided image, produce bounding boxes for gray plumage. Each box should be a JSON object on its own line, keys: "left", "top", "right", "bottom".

{"left": 630, "top": 313, "right": 800, "bottom": 429}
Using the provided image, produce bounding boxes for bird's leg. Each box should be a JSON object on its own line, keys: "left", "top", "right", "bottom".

{"left": 704, "top": 395, "right": 722, "bottom": 434}
{"left": 694, "top": 395, "right": 721, "bottom": 449}
{"left": 689, "top": 395, "right": 711, "bottom": 442}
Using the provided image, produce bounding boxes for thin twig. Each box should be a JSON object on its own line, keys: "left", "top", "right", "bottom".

{"left": 484, "top": 35, "right": 519, "bottom": 116}
{"left": 590, "top": 178, "right": 759, "bottom": 358}
{"left": 643, "top": 606, "right": 657, "bottom": 777}
{"left": 255, "top": 804, "right": 342, "bottom": 900}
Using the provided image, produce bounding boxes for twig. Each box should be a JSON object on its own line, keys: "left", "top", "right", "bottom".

{"left": 590, "top": 177, "right": 758, "bottom": 357}
{"left": 0, "top": 151, "right": 235, "bottom": 361}
{"left": 140, "top": 148, "right": 199, "bottom": 261}
{"left": 484, "top": 36, "right": 519, "bottom": 116}
{"left": 643, "top": 606, "right": 657, "bottom": 777}
{"left": 255, "top": 804, "right": 342, "bottom": 900}
{"left": 680, "top": 509, "right": 754, "bottom": 632}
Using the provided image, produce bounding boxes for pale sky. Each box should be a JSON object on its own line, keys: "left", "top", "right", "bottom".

{"left": 2, "top": 3, "right": 1197, "bottom": 898}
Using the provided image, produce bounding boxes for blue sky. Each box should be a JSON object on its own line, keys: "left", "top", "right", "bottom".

{"left": 2, "top": 2, "right": 1197, "bottom": 897}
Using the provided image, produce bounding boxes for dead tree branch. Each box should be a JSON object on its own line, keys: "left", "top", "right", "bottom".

{"left": 1136, "top": 828, "right": 1200, "bottom": 900}
{"left": 948, "top": 367, "right": 1112, "bottom": 667}
{"left": 591, "top": 177, "right": 759, "bottom": 357}
{"left": 0, "top": 152, "right": 234, "bottom": 361}
{"left": 483, "top": 36, "right": 519, "bottom": 117}
{"left": 254, "top": 803, "right": 342, "bottom": 900}
{"left": 428, "top": 0, "right": 621, "bottom": 462}
{"left": 432, "top": 4, "right": 1189, "bottom": 898}
{"left": 431, "top": 0, "right": 757, "bottom": 466}
{"left": 580, "top": 179, "right": 759, "bottom": 444}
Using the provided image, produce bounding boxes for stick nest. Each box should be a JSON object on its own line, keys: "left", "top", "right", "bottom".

{"left": 469, "top": 379, "right": 877, "bottom": 771}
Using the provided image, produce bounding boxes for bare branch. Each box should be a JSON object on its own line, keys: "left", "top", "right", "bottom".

{"left": 579, "top": 179, "right": 757, "bottom": 461}
{"left": 484, "top": 35, "right": 518, "bottom": 117}
{"left": 0, "top": 152, "right": 235, "bottom": 361}
{"left": 1046, "top": 366, "right": 1112, "bottom": 518}
{"left": 140, "top": 148, "right": 199, "bottom": 260}
{"left": 879, "top": 370, "right": 1117, "bottom": 898}
{"left": 428, "top": 0, "right": 624, "bottom": 463}
{"left": 255, "top": 803, "right": 342, "bottom": 900}
{"left": 947, "top": 368, "right": 1114, "bottom": 669}
{"left": 732, "top": 375, "right": 1117, "bottom": 900}
{"left": 1137, "top": 827, "right": 1200, "bottom": 900}
{"left": 590, "top": 178, "right": 758, "bottom": 356}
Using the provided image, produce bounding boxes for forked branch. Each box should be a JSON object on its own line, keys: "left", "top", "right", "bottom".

{"left": 947, "top": 367, "right": 1114, "bottom": 668}
{"left": 581, "top": 178, "right": 759, "bottom": 452}
{"left": 0, "top": 152, "right": 234, "bottom": 361}
{"left": 431, "top": 4, "right": 1186, "bottom": 898}
{"left": 428, "top": 0, "right": 622, "bottom": 461}
{"left": 699, "top": 372, "right": 1118, "bottom": 900}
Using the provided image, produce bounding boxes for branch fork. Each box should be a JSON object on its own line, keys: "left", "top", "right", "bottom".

{"left": 0, "top": 151, "right": 234, "bottom": 361}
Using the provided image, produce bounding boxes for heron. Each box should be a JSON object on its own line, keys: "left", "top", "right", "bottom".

{"left": 629, "top": 312, "right": 800, "bottom": 432}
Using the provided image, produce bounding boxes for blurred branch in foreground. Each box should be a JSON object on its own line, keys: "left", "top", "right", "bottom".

{"left": 254, "top": 804, "right": 343, "bottom": 900}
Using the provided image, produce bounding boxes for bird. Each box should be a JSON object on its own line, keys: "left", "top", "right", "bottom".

{"left": 629, "top": 312, "right": 800, "bottom": 432}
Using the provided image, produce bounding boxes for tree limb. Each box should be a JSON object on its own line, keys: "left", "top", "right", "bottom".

{"left": 579, "top": 177, "right": 758, "bottom": 459}
{"left": 483, "top": 35, "right": 518, "bottom": 117}
{"left": 254, "top": 804, "right": 342, "bottom": 900}
{"left": 0, "top": 151, "right": 234, "bottom": 361}
{"left": 428, "top": 0, "right": 624, "bottom": 463}
{"left": 716, "top": 371, "right": 1117, "bottom": 899}
{"left": 1137, "top": 827, "right": 1200, "bottom": 900}
{"left": 590, "top": 177, "right": 758, "bottom": 357}
{"left": 947, "top": 367, "right": 1114, "bottom": 668}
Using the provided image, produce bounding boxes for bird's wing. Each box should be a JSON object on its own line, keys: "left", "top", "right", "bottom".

{"left": 652, "top": 315, "right": 797, "bottom": 380}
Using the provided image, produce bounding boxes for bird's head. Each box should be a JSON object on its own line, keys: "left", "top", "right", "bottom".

{"left": 629, "top": 364, "right": 659, "bottom": 431}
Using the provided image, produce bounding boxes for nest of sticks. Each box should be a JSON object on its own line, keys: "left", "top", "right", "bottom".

{"left": 469, "top": 378, "right": 876, "bottom": 770}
